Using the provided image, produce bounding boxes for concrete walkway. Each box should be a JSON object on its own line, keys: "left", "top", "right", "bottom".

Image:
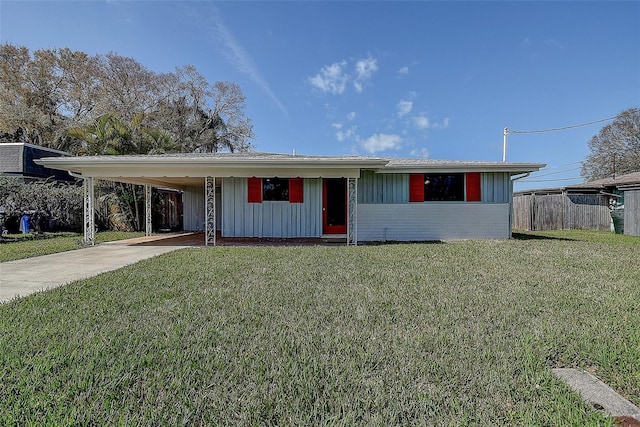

{"left": 0, "top": 238, "right": 187, "bottom": 303}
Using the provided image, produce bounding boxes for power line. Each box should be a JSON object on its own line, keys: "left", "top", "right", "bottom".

{"left": 520, "top": 166, "right": 582, "bottom": 179}
{"left": 518, "top": 177, "right": 584, "bottom": 183}
{"left": 535, "top": 160, "right": 584, "bottom": 173}
{"left": 506, "top": 115, "right": 617, "bottom": 135}
{"left": 502, "top": 114, "right": 618, "bottom": 162}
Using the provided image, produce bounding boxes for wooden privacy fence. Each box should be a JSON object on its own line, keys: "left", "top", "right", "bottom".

{"left": 513, "top": 193, "right": 611, "bottom": 231}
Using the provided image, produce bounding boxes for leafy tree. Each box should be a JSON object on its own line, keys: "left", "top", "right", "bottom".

{"left": 1, "top": 43, "right": 256, "bottom": 232}
{"left": 0, "top": 43, "right": 254, "bottom": 154}
{"left": 582, "top": 108, "right": 640, "bottom": 181}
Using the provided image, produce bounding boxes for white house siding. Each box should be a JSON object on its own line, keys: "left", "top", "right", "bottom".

{"left": 624, "top": 188, "right": 640, "bottom": 236}
{"left": 183, "top": 183, "right": 222, "bottom": 231}
{"left": 357, "top": 203, "right": 511, "bottom": 241}
{"left": 183, "top": 185, "right": 205, "bottom": 231}
{"left": 481, "top": 172, "right": 511, "bottom": 203}
{"left": 222, "top": 177, "right": 322, "bottom": 238}
{"left": 358, "top": 170, "right": 512, "bottom": 204}
{"left": 358, "top": 171, "right": 408, "bottom": 203}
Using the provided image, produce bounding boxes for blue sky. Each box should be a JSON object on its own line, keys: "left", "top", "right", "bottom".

{"left": 1, "top": 1, "right": 639, "bottom": 190}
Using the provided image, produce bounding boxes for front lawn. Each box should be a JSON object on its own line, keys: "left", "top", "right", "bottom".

{"left": 0, "top": 231, "right": 143, "bottom": 262}
{"left": 1, "top": 232, "right": 638, "bottom": 425}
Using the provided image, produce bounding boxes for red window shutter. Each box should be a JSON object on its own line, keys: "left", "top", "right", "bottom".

{"left": 289, "top": 178, "right": 304, "bottom": 203}
{"left": 466, "top": 172, "right": 481, "bottom": 202}
{"left": 409, "top": 174, "right": 424, "bottom": 202}
{"left": 247, "top": 177, "right": 262, "bottom": 203}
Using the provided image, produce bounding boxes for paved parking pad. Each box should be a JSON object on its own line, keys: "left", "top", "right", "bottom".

{"left": 0, "top": 243, "right": 184, "bottom": 303}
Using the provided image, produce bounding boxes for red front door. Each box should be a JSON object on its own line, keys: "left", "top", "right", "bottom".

{"left": 322, "top": 178, "right": 347, "bottom": 234}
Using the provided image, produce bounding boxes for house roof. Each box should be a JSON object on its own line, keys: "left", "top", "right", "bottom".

{"left": 570, "top": 171, "right": 640, "bottom": 189}
{"left": 0, "top": 142, "right": 73, "bottom": 181}
{"left": 515, "top": 170, "right": 640, "bottom": 195}
{"left": 35, "top": 152, "right": 544, "bottom": 190}
{"left": 381, "top": 158, "right": 544, "bottom": 173}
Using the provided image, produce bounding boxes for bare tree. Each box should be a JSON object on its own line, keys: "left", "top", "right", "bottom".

{"left": 582, "top": 108, "right": 640, "bottom": 181}
{"left": 150, "top": 66, "right": 254, "bottom": 153}
{"left": 0, "top": 43, "right": 255, "bottom": 154}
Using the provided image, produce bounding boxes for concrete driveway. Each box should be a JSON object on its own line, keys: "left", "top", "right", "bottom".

{"left": 0, "top": 238, "right": 187, "bottom": 303}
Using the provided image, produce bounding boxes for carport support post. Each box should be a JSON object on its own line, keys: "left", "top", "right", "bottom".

{"left": 83, "top": 177, "right": 95, "bottom": 246}
{"left": 205, "top": 176, "right": 216, "bottom": 246}
{"left": 144, "top": 184, "right": 152, "bottom": 236}
{"left": 347, "top": 177, "right": 357, "bottom": 246}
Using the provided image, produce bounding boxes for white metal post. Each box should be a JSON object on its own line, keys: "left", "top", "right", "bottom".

{"left": 503, "top": 127, "right": 508, "bottom": 163}
{"left": 84, "top": 177, "right": 95, "bottom": 245}
{"left": 145, "top": 184, "right": 152, "bottom": 236}
{"left": 347, "top": 177, "right": 357, "bottom": 246}
{"left": 205, "top": 176, "right": 216, "bottom": 246}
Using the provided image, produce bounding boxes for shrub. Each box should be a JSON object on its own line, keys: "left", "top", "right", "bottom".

{"left": 0, "top": 176, "right": 82, "bottom": 233}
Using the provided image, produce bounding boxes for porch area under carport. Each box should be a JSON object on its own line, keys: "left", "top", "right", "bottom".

{"left": 79, "top": 175, "right": 358, "bottom": 247}
{"left": 111, "top": 231, "right": 348, "bottom": 247}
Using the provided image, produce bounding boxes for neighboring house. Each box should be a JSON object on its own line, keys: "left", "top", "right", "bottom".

{"left": 36, "top": 152, "right": 544, "bottom": 245}
{"left": 513, "top": 171, "right": 640, "bottom": 236}
{"left": 0, "top": 143, "right": 74, "bottom": 182}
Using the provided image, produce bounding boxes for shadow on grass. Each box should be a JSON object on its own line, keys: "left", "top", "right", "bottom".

{"left": 512, "top": 232, "right": 575, "bottom": 242}
{"left": 360, "top": 240, "right": 444, "bottom": 246}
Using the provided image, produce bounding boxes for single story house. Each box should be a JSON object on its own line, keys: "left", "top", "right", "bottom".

{"left": 36, "top": 152, "right": 544, "bottom": 245}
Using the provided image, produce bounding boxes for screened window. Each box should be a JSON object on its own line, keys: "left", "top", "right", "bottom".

{"left": 262, "top": 178, "right": 289, "bottom": 201}
{"left": 424, "top": 173, "right": 464, "bottom": 201}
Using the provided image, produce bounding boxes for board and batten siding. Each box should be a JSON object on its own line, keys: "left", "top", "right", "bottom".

{"left": 357, "top": 203, "right": 511, "bottom": 241}
{"left": 183, "top": 185, "right": 204, "bottom": 231}
{"left": 183, "top": 184, "right": 221, "bottom": 231}
{"left": 358, "top": 171, "right": 408, "bottom": 204}
{"left": 356, "top": 171, "right": 513, "bottom": 241}
{"left": 624, "top": 188, "right": 640, "bottom": 236}
{"left": 358, "top": 170, "right": 511, "bottom": 204}
{"left": 222, "top": 177, "right": 322, "bottom": 238}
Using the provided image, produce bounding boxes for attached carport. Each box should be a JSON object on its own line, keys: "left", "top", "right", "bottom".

{"left": 36, "top": 153, "right": 386, "bottom": 246}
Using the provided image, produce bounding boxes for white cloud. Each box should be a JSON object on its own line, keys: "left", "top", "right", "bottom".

{"left": 332, "top": 122, "right": 356, "bottom": 142}
{"left": 361, "top": 133, "right": 403, "bottom": 154}
{"left": 397, "top": 100, "right": 413, "bottom": 117}
{"left": 410, "top": 148, "right": 430, "bottom": 158}
{"left": 353, "top": 57, "right": 378, "bottom": 92}
{"left": 411, "top": 115, "right": 450, "bottom": 130}
{"left": 331, "top": 123, "right": 358, "bottom": 142}
{"left": 412, "top": 115, "right": 430, "bottom": 129}
{"left": 308, "top": 60, "right": 349, "bottom": 95}
{"left": 347, "top": 111, "right": 356, "bottom": 121}
{"left": 397, "top": 66, "right": 409, "bottom": 76}
{"left": 308, "top": 56, "right": 379, "bottom": 95}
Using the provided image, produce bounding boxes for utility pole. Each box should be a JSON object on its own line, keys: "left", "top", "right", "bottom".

{"left": 503, "top": 127, "right": 508, "bottom": 162}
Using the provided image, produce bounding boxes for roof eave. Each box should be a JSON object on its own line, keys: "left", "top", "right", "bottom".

{"left": 378, "top": 163, "right": 545, "bottom": 174}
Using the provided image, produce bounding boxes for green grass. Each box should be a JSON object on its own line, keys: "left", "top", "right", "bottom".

{"left": 1, "top": 231, "right": 639, "bottom": 425}
{"left": 0, "top": 231, "right": 144, "bottom": 262}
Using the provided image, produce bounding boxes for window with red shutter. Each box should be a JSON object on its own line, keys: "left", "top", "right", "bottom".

{"left": 247, "top": 177, "right": 262, "bottom": 203}
{"left": 289, "top": 178, "right": 304, "bottom": 203}
{"left": 466, "top": 172, "right": 481, "bottom": 202}
{"left": 409, "top": 174, "right": 425, "bottom": 202}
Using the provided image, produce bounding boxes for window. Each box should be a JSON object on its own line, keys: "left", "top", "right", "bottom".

{"left": 410, "top": 173, "right": 479, "bottom": 202}
{"left": 263, "top": 178, "right": 289, "bottom": 201}
{"left": 424, "top": 173, "right": 464, "bottom": 201}
{"left": 247, "top": 178, "right": 304, "bottom": 203}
